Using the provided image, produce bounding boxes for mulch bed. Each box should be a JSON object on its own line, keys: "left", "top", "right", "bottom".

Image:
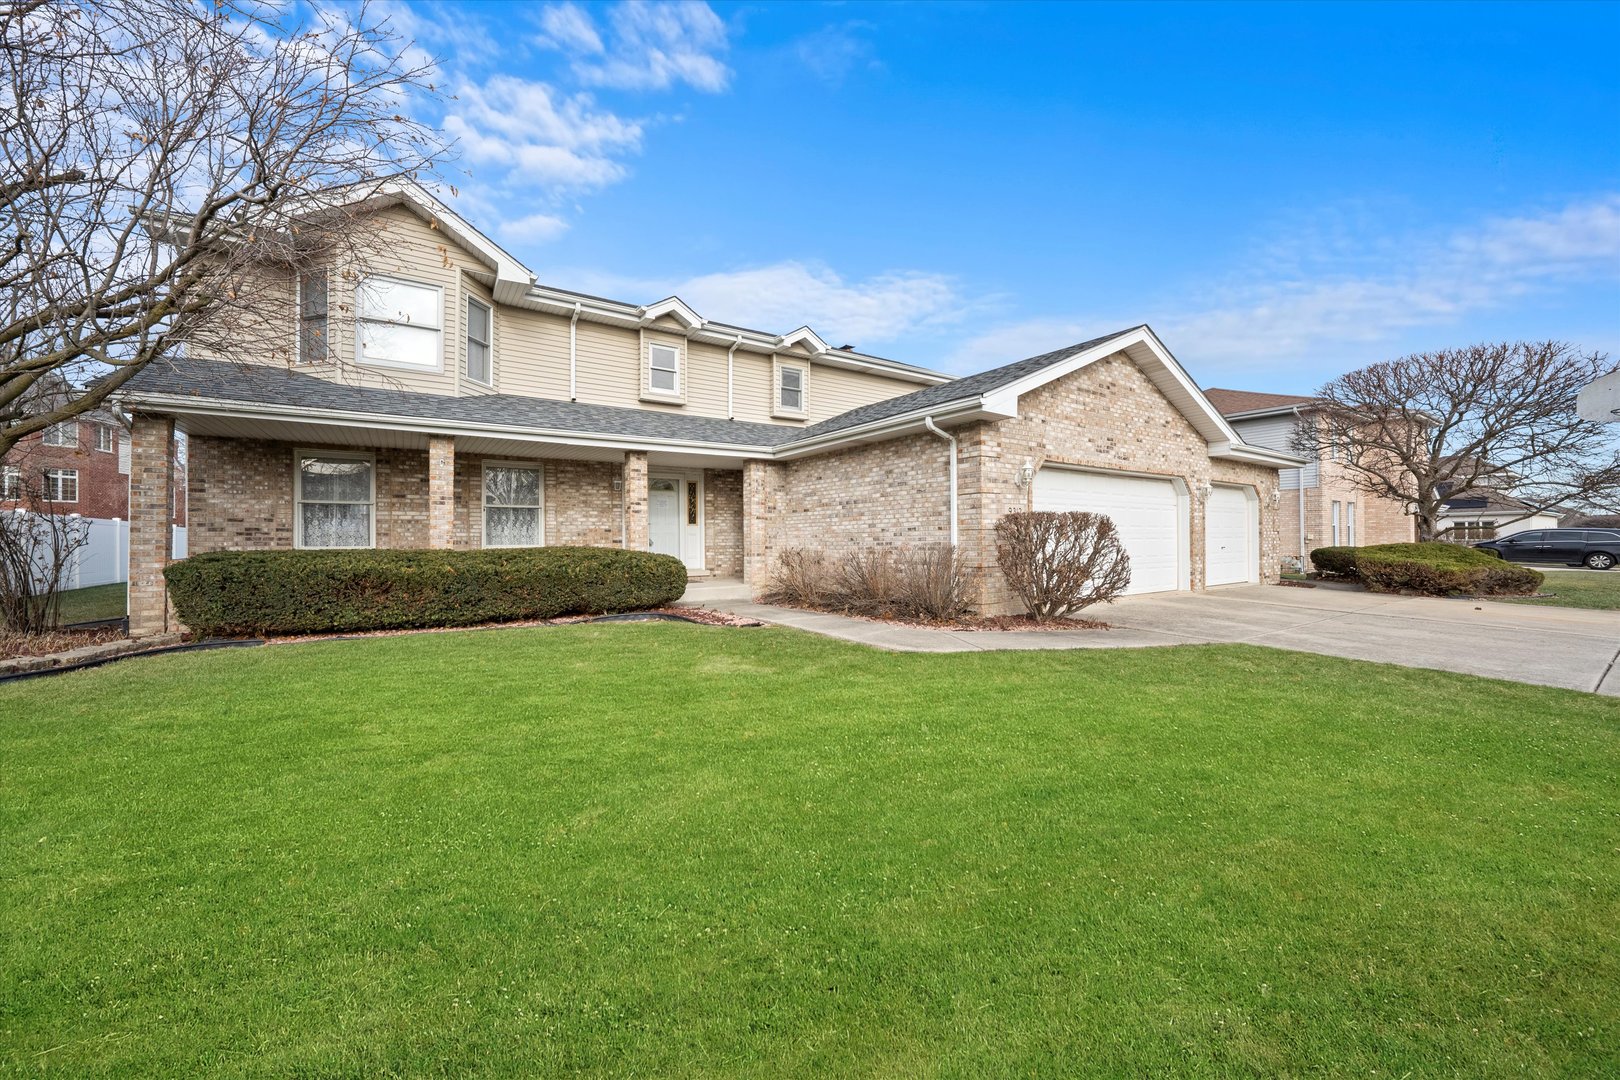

{"left": 0, "top": 626, "right": 128, "bottom": 661}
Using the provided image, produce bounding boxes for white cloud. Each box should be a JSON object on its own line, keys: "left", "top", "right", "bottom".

{"left": 570, "top": 261, "right": 973, "bottom": 346}
{"left": 533, "top": 3, "right": 604, "bottom": 55}
{"left": 501, "top": 212, "right": 571, "bottom": 243}
{"left": 566, "top": 1, "right": 731, "bottom": 93}
{"left": 946, "top": 194, "right": 1620, "bottom": 374}
{"left": 790, "top": 22, "right": 881, "bottom": 87}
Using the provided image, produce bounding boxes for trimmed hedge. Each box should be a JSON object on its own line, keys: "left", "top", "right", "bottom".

{"left": 1310, "top": 542, "right": 1543, "bottom": 597}
{"left": 164, "top": 547, "right": 688, "bottom": 637}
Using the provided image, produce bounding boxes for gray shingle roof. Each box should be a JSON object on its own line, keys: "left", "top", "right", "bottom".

{"left": 125, "top": 357, "right": 802, "bottom": 447}
{"left": 123, "top": 327, "right": 1144, "bottom": 450}
{"left": 792, "top": 327, "right": 1142, "bottom": 440}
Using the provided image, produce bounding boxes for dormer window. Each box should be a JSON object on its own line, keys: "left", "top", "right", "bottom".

{"left": 773, "top": 360, "right": 808, "bottom": 419}
{"left": 647, "top": 342, "right": 680, "bottom": 396}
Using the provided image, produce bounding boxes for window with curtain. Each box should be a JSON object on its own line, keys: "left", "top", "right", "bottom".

{"left": 356, "top": 277, "right": 441, "bottom": 368}
{"left": 484, "top": 465, "right": 542, "bottom": 547}
{"left": 299, "top": 269, "right": 329, "bottom": 364}
{"left": 648, "top": 342, "right": 680, "bottom": 394}
{"left": 466, "top": 297, "right": 492, "bottom": 384}
{"left": 297, "top": 454, "right": 373, "bottom": 548}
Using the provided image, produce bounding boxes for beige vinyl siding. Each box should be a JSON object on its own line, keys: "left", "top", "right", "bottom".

{"left": 804, "top": 365, "right": 922, "bottom": 423}
{"left": 573, "top": 319, "right": 648, "bottom": 408}
{"left": 494, "top": 305, "right": 571, "bottom": 399}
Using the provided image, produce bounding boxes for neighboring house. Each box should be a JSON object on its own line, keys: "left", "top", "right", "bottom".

{"left": 113, "top": 183, "right": 1300, "bottom": 635}
{"left": 1, "top": 411, "right": 187, "bottom": 526}
{"left": 1437, "top": 491, "right": 1561, "bottom": 541}
{"left": 1561, "top": 514, "right": 1620, "bottom": 529}
{"left": 1204, "top": 389, "right": 1416, "bottom": 568}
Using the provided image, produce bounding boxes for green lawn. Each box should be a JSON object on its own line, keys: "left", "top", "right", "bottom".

{"left": 3, "top": 626, "right": 1617, "bottom": 1077}
{"left": 54, "top": 581, "right": 127, "bottom": 624}
{"left": 1502, "top": 569, "right": 1620, "bottom": 610}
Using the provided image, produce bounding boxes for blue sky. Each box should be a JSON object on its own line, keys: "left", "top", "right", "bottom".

{"left": 388, "top": 0, "right": 1620, "bottom": 391}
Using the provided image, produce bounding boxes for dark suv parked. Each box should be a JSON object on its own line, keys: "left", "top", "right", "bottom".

{"left": 1475, "top": 529, "right": 1620, "bottom": 570}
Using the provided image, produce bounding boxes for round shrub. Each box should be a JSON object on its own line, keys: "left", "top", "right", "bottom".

{"left": 1344, "top": 542, "right": 1543, "bottom": 597}
{"left": 1309, "top": 546, "right": 1359, "bottom": 577}
{"left": 164, "top": 547, "right": 688, "bottom": 637}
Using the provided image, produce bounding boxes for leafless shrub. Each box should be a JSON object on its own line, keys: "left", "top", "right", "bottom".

{"left": 995, "top": 511, "right": 1131, "bottom": 620}
{"left": 765, "top": 544, "right": 977, "bottom": 622}
{"left": 0, "top": 477, "right": 91, "bottom": 633}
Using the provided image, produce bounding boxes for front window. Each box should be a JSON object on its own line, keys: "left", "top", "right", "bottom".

{"left": 42, "top": 422, "right": 76, "bottom": 447}
{"left": 1, "top": 465, "right": 19, "bottom": 500}
{"left": 299, "top": 269, "right": 329, "bottom": 364}
{"left": 43, "top": 468, "right": 77, "bottom": 502}
{"left": 483, "top": 465, "right": 542, "bottom": 547}
{"left": 778, "top": 364, "right": 806, "bottom": 413}
{"left": 1346, "top": 501, "right": 1356, "bottom": 546}
{"left": 466, "top": 297, "right": 493, "bottom": 385}
{"left": 296, "top": 453, "right": 374, "bottom": 548}
{"left": 648, "top": 342, "right": 680, "bottom": 394}
{"left": 94, "top": 423, "right": 116, "bottom": 452}
{"left": 356, "top": 277, "right": 442, "bottom": 369}
{"left": 1330, "top": 500, "right": 1341, "bottom": 545}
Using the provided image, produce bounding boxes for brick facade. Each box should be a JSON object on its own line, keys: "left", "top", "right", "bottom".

{"left": 128, "top": 415, "right": 179, "bottom": 636}
{"left": 703, "top": 468, "right": 744, "bottom": 578}
{"left": 427, "top": 436, "right": 455, "bottom": 548}
{"left": 1276, "top": 454, "right": 1414, "bottom": 566}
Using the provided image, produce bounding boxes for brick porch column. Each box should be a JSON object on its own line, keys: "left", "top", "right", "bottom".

{"left": 427, "top": 435, "right": 455, "bottom": 548}
{"left": 741, "top": 458, "right": 770, "bottom": 588}
{"left": 623, "top": 450, "right": 649, "bottom": 550}
{"left": 128, "top": 413, "right": 179, "bottom": 636}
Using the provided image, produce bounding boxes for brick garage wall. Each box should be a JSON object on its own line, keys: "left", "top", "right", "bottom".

{"left": 773, "top": 432, "right": 952, "bottom": 553}
{"left": 704, "top": 468, "right": 743, "bottom": 577}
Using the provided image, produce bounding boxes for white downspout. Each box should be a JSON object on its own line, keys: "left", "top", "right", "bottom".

{"left": 923, "top": 416, "right": 958, "bottom": 548}
{"left": 726, "top": 336, "right": 741, "bottom": 419}
{"left": 1295, "top": 404, "right": 1307, "bottom": 570}
{"left": 569, "top": 303, "right": 581, "bottom": 401}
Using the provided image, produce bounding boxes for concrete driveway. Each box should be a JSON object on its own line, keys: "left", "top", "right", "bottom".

{"left": 1102, "top": 583, "right": 1619, "bottom": 696}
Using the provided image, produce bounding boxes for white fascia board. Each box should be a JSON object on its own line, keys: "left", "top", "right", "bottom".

{"left": 641, "top": 296, "right": 704, "bottom": 329}
{"left": 810, "top": 349, "right": 955, "bottom": 385}
{"left": 1221, "top": 403, "right": 1316, "bottom": 421}
{"left": 772, "top": 398, "right": 1008, "bottom": 458}
{"left": 779, "top": 326, "right": 830, "bottom": 354}
{"left": 1209, "top": 441, "right": 1309, "bottom": 468}
{"left": 367, "top": 179, "right": 536, "bottom": 300}
{"left": 125, "top": 393, "right": 772, "bottom": 460}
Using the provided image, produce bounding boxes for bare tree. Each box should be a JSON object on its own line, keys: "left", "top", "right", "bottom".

{"left": 1297, "top": 342, "right": 1620, "bottom": 541}
{"left": 0, "top": 463, "right": 90, "bottom": 632}
{"left": 0, "top": 0, "right": 449, "bottom": 458}
{"left": 995, "top": 511, "right": 1131, "bottom": 620}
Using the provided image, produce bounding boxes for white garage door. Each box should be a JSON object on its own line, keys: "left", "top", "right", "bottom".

{"left": 1205, "top": 485, "right": 1256, "bottom": 586}
{"left": 1033, "top": 468, "right": 1184, "bottom": 594}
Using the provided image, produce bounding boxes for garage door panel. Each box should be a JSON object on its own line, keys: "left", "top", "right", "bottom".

{"left": 1032, "top": 468, "right": 1183, "bottom": 594}
{"left": 1205, "top": 485, "right": 1255, "bottom": 586}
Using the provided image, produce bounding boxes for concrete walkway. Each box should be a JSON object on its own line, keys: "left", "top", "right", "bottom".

{"left": 679, "top": 577, "right": 1620, "bottom": 696}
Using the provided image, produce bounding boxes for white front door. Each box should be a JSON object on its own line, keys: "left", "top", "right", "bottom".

{"left": 1205, "top": 484, "right": 1257, "bottom": 586}
{"left": 1033, "top": 467, "right": 1186, "bottom": 594}
{"left": 648, "top": 477, "right": 681, "bottom": 558}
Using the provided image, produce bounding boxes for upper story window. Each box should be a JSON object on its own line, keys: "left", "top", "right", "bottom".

{"left": 466, "top": 297, "right": 493, "bottom": 385}
{"left": 42, "top": 421, "right": 76, "bottom": 447}
{"left": 356, "top": 276, "right": 442, "bottom": 370}
{"left": 298, "top": 269, "right": 329, "bottom": 364}
{"left": 1, "top": 465, "right": 20, "bottom": 500}
{"left": 647, "top": 342, "right": 680, "bottom": 396}
{"left": 776, "top": 363, "right": 807, "bottom": 417}
{"left": 94, "top": 423, "right": 116, "bottom": 452}
{"left": 43, "top": 468, "right": 77, "bottom": 503}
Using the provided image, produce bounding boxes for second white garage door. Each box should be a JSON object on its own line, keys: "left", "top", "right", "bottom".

{"left": 1032, "top": 467, "right": 1184, "bottom": 594}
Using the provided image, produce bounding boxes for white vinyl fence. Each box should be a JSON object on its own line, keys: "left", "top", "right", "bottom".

{"left": 18, "top": 514, "right": 187, "bottom": 591}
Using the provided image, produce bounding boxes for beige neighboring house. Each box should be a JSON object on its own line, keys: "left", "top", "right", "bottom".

{"left": 113, "top": 182, "right": 1302, "bottom": 635}
{"left": 1205, "top": 389, "right": 1416, "bottom": 570}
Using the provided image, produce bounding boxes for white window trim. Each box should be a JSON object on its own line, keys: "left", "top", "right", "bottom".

{"left": 44, "top": 467, "right": 78, "bottom": 503}
{"left": 1346, "top": 501, "right": 1356, "bottom": 547}
{"left": 354, "top": 275, "right": 445, "bottom": 372}
{"left": 2, "top": 464, "right": 21, "bottom": 500}
{"left": 94, "top": 423, "right": 116, "bottom": 452}
{"left": 481, "top": 460, "right": 544, "bottom": 548}
{"left": 293, "top": 448, "right": 377, "bottom": 549}
{"left": 642, "top": 339, "right": 684, "bottom": 403}
{"left": 465, "top": 295, "right": 494, "bottom": 387}
{"left": 773, "top": 359, "right": 809, "bottom": 419}
{"left": 1330, "top": 500, "right": 1342, "bottom": 546}
{"left": 296, "top": 269, "right": 331, "bottom": 367}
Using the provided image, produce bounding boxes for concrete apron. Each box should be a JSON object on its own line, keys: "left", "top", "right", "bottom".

{"left": 678, "top": 579, "right": 1620, "bottom": 697}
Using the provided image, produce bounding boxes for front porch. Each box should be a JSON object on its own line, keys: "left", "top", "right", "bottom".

{"left": 126, "top": 413, "right": 748, "bottom": 635}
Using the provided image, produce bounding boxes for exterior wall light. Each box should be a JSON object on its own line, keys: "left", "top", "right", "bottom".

{"left": 1015, "top": 459, "right": 1035, "bottom": 488}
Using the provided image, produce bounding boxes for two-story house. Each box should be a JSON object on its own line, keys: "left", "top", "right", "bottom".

{"left": 1205, "top": 389, "right": 1416, "bottom": 569}
{"left": 114, "top": 182, "right": 1301, "bottom": 635}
